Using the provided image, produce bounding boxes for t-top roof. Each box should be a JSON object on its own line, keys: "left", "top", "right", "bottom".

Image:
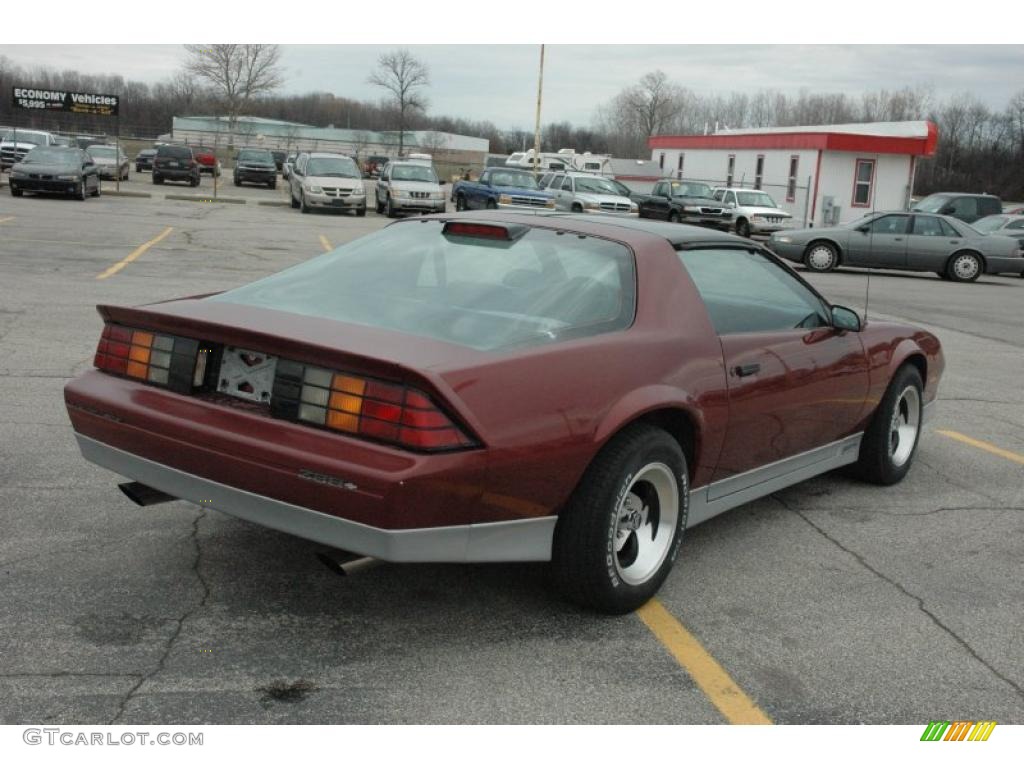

{"left": 650, "top": 120, "right": 938, "bottom": 157}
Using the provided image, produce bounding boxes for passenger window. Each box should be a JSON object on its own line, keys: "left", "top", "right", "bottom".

{"left": 550, "top": 175, "right": 564, "bottom": 189}
{"left": 912, "top": 216, "right": 943, "bottom": 236}
{"left": 869, "top": 215, "right": 909, "bottom": 235}
{"left": 561, "top": 177, "right": 573, "bottom": 192}
{"left": 713, "top": 189, "right": 725, "bottom": 201}
{"left": 939, "top": 219, "right": 960, "bottom": 237}
{"left": 725, "top": 192, "right": 736, "bottom": 206}
{"left": 654, "top": 182, "right": 666, "bottom": 196}
{"left": 949, "top": 197, "right": 978, "bottom": 220}
{"left": 677, "top": 248, "right": 830, "bottom": 335}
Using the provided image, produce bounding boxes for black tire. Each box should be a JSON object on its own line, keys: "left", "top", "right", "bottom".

{"left": 356, "top": 206, "right": 366, "bottom": 217}
{"left": 92, "top": 180, "right": 101, "bottom": 197}
{"left": 190, "top": 175, "right": 200, "bottom": 187}
{"left": 290, "top": 190, "right": 299, "bottom": 209}
{"left": 551, "top": 423, "right": 688, "bottom": 614}
{"left": 945, "top": 251, "right": 982, "bottom": 283}
{"left": 668, "top": 211, "right": 680, "bottom": 224}
{"left": 853, "top": 364, "right": 924, "bottom": 486}
{"left": 153, "top": 174, "right": 163, "bottom": 185}
{"left": 455, "top": 194, "right": 467, "bottom": 212}
{"left": 76, "top": 181, "right": 87, "bottom": 201}
{"left": 485, "top": 199, "right": 497, "bottom": 210}
{"left": 736, "top": 218, "right": 751, "bottom": 238}
{"left": 936, "top": 271, "right": 949, "bottom": 280}
{"left": 11, "top": 187, "right": 23, "bottom": 197}
{"left": 300, "top": 191, "right": 310, "bottom": 214}
{"left": 136, "top": 165, "right": 142, "bottom": 173}
{"left": 571, "top": 203, "right": 583, "bottom": 213}
{"left": 375, "top": 195, "right": 384, "bottom": 214}
{"left": 269, "top": 180, "right": 276, "bottom": 190}
{"left": 803, "top": 241, "right": 838, "bottom": 272}
{"left": 233, "top": 177, "right": 241, "bottom": 187}
{"left": 386, "top": 195, "right": 396, "bottom": 218}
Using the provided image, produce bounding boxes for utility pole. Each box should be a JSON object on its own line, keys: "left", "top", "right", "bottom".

{"left": 532, "top": 44, "right": 545, "bottom": 178}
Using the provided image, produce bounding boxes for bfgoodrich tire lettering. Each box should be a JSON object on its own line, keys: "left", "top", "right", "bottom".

{"left": 551, "top": 424, "right": 688, "bottom": 614}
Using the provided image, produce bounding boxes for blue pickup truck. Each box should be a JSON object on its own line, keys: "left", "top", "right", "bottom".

{"left": 451, "top": 167, "right": 555, "bottom": 211}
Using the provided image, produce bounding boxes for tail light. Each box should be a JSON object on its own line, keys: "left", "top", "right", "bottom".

{"left": 271, "top": 361, "right": 475, "bottom": 452}
{"left": 93, "top": 323, "right": 200, "bottom": 393}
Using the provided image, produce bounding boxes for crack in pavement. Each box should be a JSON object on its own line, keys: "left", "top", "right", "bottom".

{"left": 107, "top": 509, "right": 210, "bottom": 725}
{"left": 772, "top": 494, "right": 1024, "bottom": 702}
{"left": 1, "top": 672, "right": 143, "bottom": 680}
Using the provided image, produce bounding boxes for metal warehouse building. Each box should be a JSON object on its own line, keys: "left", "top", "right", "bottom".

{"left": 648, "top": 121, "right": 938, "bottom": 227}
{"left": 171, "top": 116, "right": 490, "bottom": 173}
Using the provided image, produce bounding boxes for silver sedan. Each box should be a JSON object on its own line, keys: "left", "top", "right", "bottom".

{"left": 768, "top": 211, "right": 1024, "bottom": 282}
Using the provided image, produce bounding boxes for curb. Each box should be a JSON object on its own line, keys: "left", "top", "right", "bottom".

{"left": 257, "top": 200, "right": 290, "bottom": 207}
{"left": 164, "top": 194, "right": 247, "bottom": 205}
{"left": 104, "top": 190, "right": 153, "bottom": 198}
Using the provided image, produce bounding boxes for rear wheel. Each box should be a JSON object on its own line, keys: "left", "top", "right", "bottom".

{"left": 571, "top": 203, "right": 583, "bottom": 213}
{"left": 551, "top": 424, "right": 688, "bottom": 614}
{"left": 946, "top": 251, "right": 982, "bottom": 282}
{"left": 853, "top": 364, "right": 924, "bottom": 485}
{"left": 736, "top": 218, "right": 751, "bottom": 238}
{"left": 668, "top": 211, "right": 680, "bottom": 224}
{"left": 92, "top": 180, "right": 101, "bottom": 197}
{"left": 804, "top": 241, "right": 838, "bottom": 272}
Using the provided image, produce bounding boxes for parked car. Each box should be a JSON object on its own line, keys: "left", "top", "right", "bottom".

{"left": 375, "top": 160, "right": 446, "bottom": 217}
{"left": 135, "top": 149, "right": 157, "bottom": 172}
{"left": 282, "top": 153, "right": 297, "bottom": 180}
{"left": 637, "top": 180, "right": 731, "bottom": 230}
{"left": 971, "top": 215, "right": 1024, "bottom": 276}
{"left": 1002, "top": 205, "right": 1024, "bottom": 215}
{"left": 289, "top": 152, "right": 367, "bottom": 216}
{"left": 152, "top": 144, "right": 201, "bottom": 187}
{"left": 8, "top": 146, "right": 101, "bottom": 200}
{"left": 1, "top": 129, "right": 58, "bottom": 170}
{"left": 544, "top": 171, "right": 638, "bottom": 216}
{"left": 911, "top": 192, "right": 1002, "bottom": 224}
{"left": 768, "top": 211, "right": 1023, "bottom": 282}
{"left": 64, "top": 212, "right": 945, "bottom": 613}
{"left": 86, "top": 145, "right": 130, "bottom": 181}
{"left": 364, "top": 155, "right": 390, "bottom": 178}
{"left": 450, "top": 167, "right": 555, "bottom": 211}
{"left": 271, "top": 150, "right": 287, "bottom": 172}
{"left": 712, "top": 187, "right": 795, "bottom": 238}
{"left": 234, "top": 148, "right": 277, "bottom": 189}
{"left": 190, "top": 146, "right": 221, "bottom": 177}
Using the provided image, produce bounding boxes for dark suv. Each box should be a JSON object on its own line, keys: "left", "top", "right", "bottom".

{"left": 911, "top": 192, "right": 1002, "bottom": 224}
{"left": 152, "top": 144, "right": 200, "bottom": 186}
{"left": 234, "top": 148, "right": 277, "bottom": 189}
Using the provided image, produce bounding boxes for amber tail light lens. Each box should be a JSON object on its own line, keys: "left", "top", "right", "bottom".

{"left": 93, "top": 323, "right": 200, "bottom": 393}
{"left": 271, "top": 361, "right": 476, "bottom": 452}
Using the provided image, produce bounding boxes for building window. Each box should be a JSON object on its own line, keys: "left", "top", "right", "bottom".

{"left": 659, "top": 153, "right": 665, "bottom": 170}
{"left": 852, "top": 159, "right": 875, "bottom": 207}
{"left": 726, "top": 155, "right": 735, "bottom": 187}
{"left": 677, "top": 153, "right": 684, "bottom": 179}
{"left": 754, "top": 155, "right": 765, "bottom": 190}
{"left": 786, "top": 155, "right": 799, "bottom": 202}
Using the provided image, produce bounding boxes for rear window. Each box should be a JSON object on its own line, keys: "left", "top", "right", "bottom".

{"left": 213, "top": 221, "right": 636, "bottom": 351}
{"left": 238, "top": 149, "right": 272, "bottom": 163}
{"left": 158, "top": 145, "right": 191, "bottom": 159}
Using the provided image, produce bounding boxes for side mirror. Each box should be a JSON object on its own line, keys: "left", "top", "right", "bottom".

{"left": 439, "top": 179, "right": 447, "bottom": 186}
{"left": 831, "top": 305, "right": 862, "bottom": 332}
{"left": 856, "top": 225, "right": 870, "bottom": 234}
{"left": 941, "top": 206, "right": 955, "bottom": 215}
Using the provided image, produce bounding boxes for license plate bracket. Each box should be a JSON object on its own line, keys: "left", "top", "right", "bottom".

{"left": 216, "top": 346, "right": 278, "bottom": 403}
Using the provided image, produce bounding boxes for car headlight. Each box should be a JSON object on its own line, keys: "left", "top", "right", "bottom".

{"left": 56, "top": 174, "right": 79, "bottom": 181}
{"left": 683, "top": 205, "right": 702, "bottom": 212}
{"left": 351, "top": 188, "right": 366, "bottom": 197}
{"left": 431, "top": 191, "right": 445, "bottom": 200}
{"left": 498, "top": 194, "right": 513, "bottom": 205}
{"left": 545, "top": 199, "right": 556, "bottom": 209}
{"left": 11, "top": 170, "right": 27, "bottom": 179}
{"left": 305, "top": 185, "right": 322, "bottom": 194}
{"left": 751, "top": 214, "right": 765, "bottom": 221}
{"left": 630, "top": 202, "right": 639, "bottom": 213}
{"left": 583, "top": 201, "right": 602, "bottom": 211}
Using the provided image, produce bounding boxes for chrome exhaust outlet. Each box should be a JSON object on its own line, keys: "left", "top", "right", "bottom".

{"left": 316, "top": 552, "right": 380, "bottom": 577}
{"left": 118, "top": 481, "right": 177, "bottom": 507}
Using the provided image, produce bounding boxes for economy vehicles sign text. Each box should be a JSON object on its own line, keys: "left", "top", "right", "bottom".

{"left": 12, "top": 87, "right": 119, "bottom": 116}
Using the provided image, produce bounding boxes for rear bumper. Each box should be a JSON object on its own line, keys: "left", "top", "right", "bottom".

{"left": 236, "top": 169, "right": 276, "bottom": 183}
{"left": 985, "top": 256, "right": 1024, "bottom": 275}
{"left": 75, "top": 433, "right": 555, "bottom": 562}
{"left": 155, "top": 167, "right": 196, "bottom": 180}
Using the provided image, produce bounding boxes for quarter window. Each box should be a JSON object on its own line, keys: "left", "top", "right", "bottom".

{"left": 852, "top": 159, "right": 875, "bottom": 207}
{"left": 677, "top": 248, "right": 830, "bottom": 335}
{"left": 947, "top": 196, "right": 978, "bottom": 220}
{"left": 911, "top": 216, "right": 944, "bottom": 236}
{"left": 561, "top": 176, "right": 573, "bottom": 192}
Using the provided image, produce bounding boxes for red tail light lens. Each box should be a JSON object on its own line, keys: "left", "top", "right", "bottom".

{"left": 272, "top": 362, "right": 475, "bottom": 452}
{"left": 93, "top": 323, "right": 200, "bottom": 393}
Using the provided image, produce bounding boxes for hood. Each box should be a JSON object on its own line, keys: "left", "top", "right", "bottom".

{"left": 306, "top": 175, "right": 364, "bottom": 190}
{"left": 675, "top": 195, "right": 722, "bottom": 206}
{"left": 739, "top": 205, "right": 791, "bottom": 217}
{"left": 391, "top": 180, "right": 441, "bottom": 193}
{"left": 491, "top": 184, "right": 552, "bottom": 198}
{"left": 11, "top": 161, "right": 79, "bottom": 175}
{"left": 1, "top": 141, "right": 42, "bottom": 150}
{"left": 93, "top": 156, "right": 121, "bottom": 165}
{"left": 575, "top": 192, "right": 633, "bottom": 205}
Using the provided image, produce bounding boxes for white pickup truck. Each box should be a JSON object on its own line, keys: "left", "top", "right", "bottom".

{"left": 712, "top": 187, "right": 795, "bottom": 239}
{"left": 1, "top": 129, "right": 58, "bottom": 170}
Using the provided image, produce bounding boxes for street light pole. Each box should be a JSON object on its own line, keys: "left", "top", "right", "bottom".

{"left": 532, "top": 44, "right": 545, "bottom": 179}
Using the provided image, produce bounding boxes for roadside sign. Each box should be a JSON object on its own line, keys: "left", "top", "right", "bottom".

{"left": 12, "top": 86, "right": 119, "bottom": 117}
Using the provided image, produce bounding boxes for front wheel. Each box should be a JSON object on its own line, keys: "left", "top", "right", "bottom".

{"left": 355, "top": 206, "right": 366, "bottom": 217}
{"left": 551, "top": 424, "right": 688, "bottom": 614}
{"left": 386, "top": 195, "right": 396, "bottom": 218}
{"left": 92, "top": 180, "right": 101, "bottom": 197}
{"left": 668, "top": 211, "right": 680, "bottom": 224}
{"left": 853, "top": 364, "right": 924, "bottom": 485}
{"left": 76, "top": 181, "right": 87, "bottom": 201}
{"left": 455, "top": 195, "right": 467, "bottom": 212}
{"left": 300, "top": 191, "right": 310, "bottom": 214}
{"left": 736, "top": 219, "right": 751, "bottom": 238}
{"left": 804, "top": 241, "right": 838, "bottom": 272}
{"left": 946, "top": 252, "right": 982, "bottom": 283}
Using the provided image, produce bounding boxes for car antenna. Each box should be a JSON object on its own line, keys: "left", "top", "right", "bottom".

{"left": 863, "top": 271, "right": 871, "bottom": 324}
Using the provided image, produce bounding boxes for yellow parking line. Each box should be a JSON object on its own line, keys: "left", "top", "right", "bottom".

{"left": 0, "top": 216, "right": 14, "bottom": 224}
{"left": 937, "top": 430, "right": 1024, "bottom": 467}
{"left": 637, "top": 599, "right": 773, "bottom": 725}
{"left": 319, "top": 235, "right": 333, "bottom": 252}
{"left": 96, "top": 227, "right": 173, "bottom": 280}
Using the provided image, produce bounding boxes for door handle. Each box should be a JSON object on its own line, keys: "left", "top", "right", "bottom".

{"left": 733, "top": 363, "right": 761, "bottom": 378}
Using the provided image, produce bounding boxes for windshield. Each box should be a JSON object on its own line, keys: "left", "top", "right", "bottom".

{"left": 970, "top": 215, "right": 1006, "bottom": 233}
{"left": 238, "top": 150, "right": 272, "bottom": 163}
{"left": 22, "top": 148, "right": 76, "bottom": 165}
{"left": 88, "top": 147, "right": 116, "bottom": 158}
{"left": 672, "top": 181, "right": 713, "bottom": 198}
{"left": 159, "top": 145, "right": 191, "bottom": 159}
{"left": 391, "top": 165, "right": 438, "bottom": 183}
{"left": 912, "top": 194, "right": 951, "bottom": 213}
{"left": 737, "top": 191, "right": 777, "bottom": 207}
{"left": 575, "top": 176, "right": 620, "bottom": 195}
{"left": 3, "top": 130, "right": 48, "bottom": 145}
{"left": 307, "top": 156, "right": 360, "bottom": 178}
{"left": 844, "top": 213, "right": 880, "bottom": 229}
{"left": 212, "top": 221, "right": 636, "bottom": 351}
{"left": 488, "top": 170, "right": 539, "bottom": 189}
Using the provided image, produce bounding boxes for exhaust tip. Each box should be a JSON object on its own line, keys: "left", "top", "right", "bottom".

{"left": 118, "top": 481, "right": 177, "bottom": 507}
{"left": 315, "top": 552, "right": 378, "bottom": 577}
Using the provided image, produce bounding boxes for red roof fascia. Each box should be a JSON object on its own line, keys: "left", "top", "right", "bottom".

{"left": 649, "top": 121, "right": 938, "bottom": 157}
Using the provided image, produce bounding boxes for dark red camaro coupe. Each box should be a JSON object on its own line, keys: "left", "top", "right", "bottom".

{"left": 65, "top": 213, "right": 944, "bottom": 613}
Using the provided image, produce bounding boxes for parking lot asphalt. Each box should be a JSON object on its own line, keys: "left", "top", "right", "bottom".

{"left": 0, "top": 190, "right": 1021, "bottom": 725}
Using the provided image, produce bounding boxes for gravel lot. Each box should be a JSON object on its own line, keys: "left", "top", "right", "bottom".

{"left": 0, "top": 188, "right": 1021, "bottom": 724}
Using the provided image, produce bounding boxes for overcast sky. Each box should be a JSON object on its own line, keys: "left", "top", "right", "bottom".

{"left": 4, "top": 45, "right": 1023, "bottom": 128}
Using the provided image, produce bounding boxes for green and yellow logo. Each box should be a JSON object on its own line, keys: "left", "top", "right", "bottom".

{"left": 920, "top": 720, "right": 996, "bottom": 742}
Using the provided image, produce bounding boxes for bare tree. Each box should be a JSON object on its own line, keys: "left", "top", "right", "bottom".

{"left": 368, "top": 49, "right": 430, "bottom": 157}
{"left": 183, "top": 44, "right": 284, "bottom": 143}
